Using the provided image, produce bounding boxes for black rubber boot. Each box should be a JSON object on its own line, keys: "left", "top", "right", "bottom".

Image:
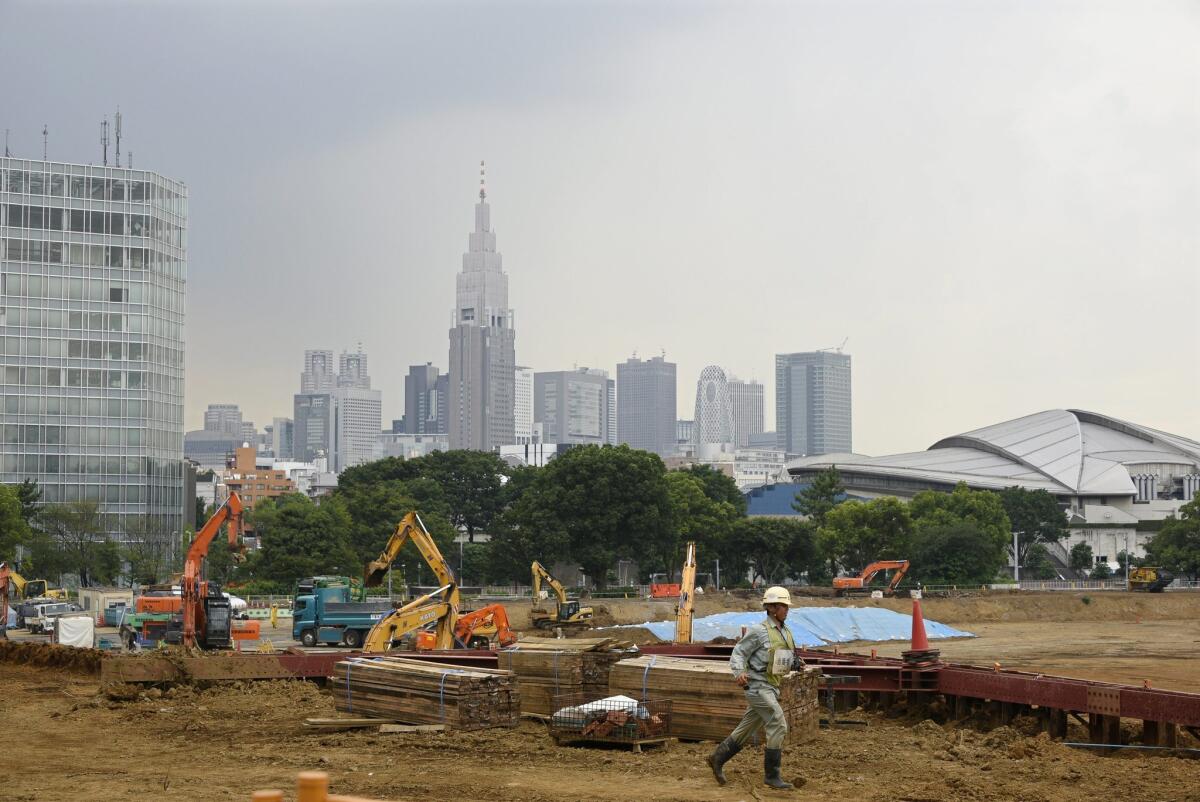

{"left": 706, "top": 737, "right": 742, "bottom": 786}
{"left": 764, "top": 748, "right": 795, "bottom": 790}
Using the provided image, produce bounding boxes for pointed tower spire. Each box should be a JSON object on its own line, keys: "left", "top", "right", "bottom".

{"left": 479, "top": 159, "right": 486, "bottom": 200}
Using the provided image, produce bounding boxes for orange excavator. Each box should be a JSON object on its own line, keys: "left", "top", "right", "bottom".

{"left": 451, "top": 604, "right": 518, "bottom": 650}
{"left": 178, "top": 493, "right": 246, "bottom": 649}
{"left": 833, "top": 560, "right": 910, "bottom": 597}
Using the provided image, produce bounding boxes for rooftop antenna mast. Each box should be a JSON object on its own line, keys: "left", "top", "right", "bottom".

{"left": 479, "top": 159, "right": 486, "bottom": 200}
{"left": 114, "top": 107, "right": 122, "bottom": 167}
{"left": 42, "top": 125, "right": 48, "bottom": 160}
{"left": 101, "top": 116, "right": 109, "bottom": 166}
{"left": 4, "top": 129, "right": 9, "bottom": 157}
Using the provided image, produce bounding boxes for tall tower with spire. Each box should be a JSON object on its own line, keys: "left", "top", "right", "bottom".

{"left": 448, "top": 162, "right": 516, "bottom": 450}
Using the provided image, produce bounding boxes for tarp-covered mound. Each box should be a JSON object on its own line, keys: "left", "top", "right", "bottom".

{"left": 624, "top": 607, "right": 973, "bottom": 645}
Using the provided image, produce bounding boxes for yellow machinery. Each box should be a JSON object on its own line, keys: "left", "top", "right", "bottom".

{"left": 361, "top": 512, "right": 461, "bottom": 650}
{"left": 530, "top": 561, "right": 593, "bottom": 629}
{"left": 675, "top": 541, "right": 697, "bottom": 643}
{"left": 1128, "top": 566, "right": 1173, "bottom": 593}
{"left": 361, "top": 584, "right": 457, "bottom": 652}
{"left": 6, "top": 569, "right": 68, "bottom": 601}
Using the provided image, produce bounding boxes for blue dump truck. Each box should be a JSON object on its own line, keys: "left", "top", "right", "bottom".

{"left": 291, "top": 582, "right": 394, "bottom": 648}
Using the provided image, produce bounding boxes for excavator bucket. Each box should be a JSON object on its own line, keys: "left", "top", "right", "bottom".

{"left": 364, "top": 560, "right": 391, "bottom": 588}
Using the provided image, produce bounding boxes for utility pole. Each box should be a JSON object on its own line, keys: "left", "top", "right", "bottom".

{"left": 715, "top": 559, "right": 721, "bottom": 590}
{"left": 1012, "top": 531, "right": 1020, "bottom": 583}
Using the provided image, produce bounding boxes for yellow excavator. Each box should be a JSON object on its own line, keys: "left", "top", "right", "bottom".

{"left": 6, "top": 569, "right": 68, "bottom": 601}
{"left": 360, "top": 512, "right": 461, "bottom": 651}
{"left": 1128, "top": 566, "right": 1174, "bottom": 593}
{"left": 530, "top": 561, "right": 593, "bottom": 629}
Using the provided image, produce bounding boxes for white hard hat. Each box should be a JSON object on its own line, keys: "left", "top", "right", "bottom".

{"left": 762, "top": 586, "right": 792, "bottom": 607}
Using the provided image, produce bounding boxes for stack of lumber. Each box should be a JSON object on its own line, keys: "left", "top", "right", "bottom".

{"left": 608, "top": 656, "right": 821, "bottom": 743}
{"left": 496, "top": 637, "right": 637, "bottom": 716}
{"left": 331, "top": 656, "right": 520, "bottom": 731}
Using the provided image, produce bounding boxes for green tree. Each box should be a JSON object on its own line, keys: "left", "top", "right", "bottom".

{"left": 1022, "top": 543, "right": 1058, "bottom": 580}
{"left": 1091, "top": 561, "right": 1112, "bottom": 579}
{"left": 998, "top": 487, "right": 1068, "bottom": 565}
{"left": 680, "top": 464, "right": 748, "bottom": 516}
{"left": 37, "top": 501, "right": 121, "bottom": 586}
{"left": 818, "top": 496, "right": 913, "bottom": 573}
{"left": 910, "top": 522, "right": 1006, "bottom": 585}
{"left": 122, "top": 515, "right": 177, "bottom": 585}
{"left": 1069, "top": 541, "right": 1094, "bottom": 573}
{"left": 508, "top": 445, "right": 671, "bottom": 589}
{"left": 337, "top": 456, "right": 423, "bottom": 490}
{"left": 727, "top": 518, "right": 818, "bottom": 586}
{"left": 910, "top": 483, "right": 1010, "bottom": 563}
{"left": 193, "top": 496, "right": 207, "bottom": 527}
{"left": 664, "top": 471, "right": 740, "bottom": 579}
{"left": 16, "top": 479, "right": 42, "bottom": 524}
{"left": 249, "top": 494, "right": 360, "bottom": 584}
{"left": 0, "top": 483, "right": 32, "bottom": 563}
{"left": 1146, "top": 496, "right": 1200, "bottom": 581}
{"left": 336, "top": 477, "right": 452, "bottom": 564}
{"left": 792, "top": 467, "right": 844, "bottom": 524}
{"left": 414, "top": 450, "right": 510, "bottom": 542}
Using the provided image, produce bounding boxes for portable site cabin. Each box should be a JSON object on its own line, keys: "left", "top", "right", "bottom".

{"left": 77, "top": 587, "right": 134, "bottom": 622}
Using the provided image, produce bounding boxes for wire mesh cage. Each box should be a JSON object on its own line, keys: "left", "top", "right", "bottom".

{"left": 549, "top": 693, "right": 671, "bottom": 744}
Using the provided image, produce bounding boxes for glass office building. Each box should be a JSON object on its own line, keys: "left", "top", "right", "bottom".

{"left": 0, "top": 157, "right": 187, "bottom": 537}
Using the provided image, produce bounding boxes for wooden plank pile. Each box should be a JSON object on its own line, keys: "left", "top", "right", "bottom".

{"left": 496, "top": 637, "right": 637, "bottom": 716}
{"left": 331, "top": 656, "right": 520, "bottom": 731}
{"left": 608, "top": 656, "right": 821, "bottom": 743}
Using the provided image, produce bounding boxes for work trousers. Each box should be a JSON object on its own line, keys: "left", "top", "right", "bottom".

{"left": 729, "top": 684, "right": 788, "bottom": 750}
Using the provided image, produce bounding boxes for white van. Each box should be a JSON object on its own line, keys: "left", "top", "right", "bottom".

{"left": 28, "top": 602, "right": 79, "bottom": 634}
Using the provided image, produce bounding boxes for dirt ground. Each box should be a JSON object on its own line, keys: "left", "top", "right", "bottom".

{"left": 1, "top": 661, "right": 1198, "bottom": 802}
{"left": 2, "top": 592, "right": 1198, "bottom": 801}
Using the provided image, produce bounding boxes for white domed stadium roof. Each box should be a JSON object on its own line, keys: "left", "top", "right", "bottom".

{"left": 787, "top": 409, "right": 1200, "bottom": 497}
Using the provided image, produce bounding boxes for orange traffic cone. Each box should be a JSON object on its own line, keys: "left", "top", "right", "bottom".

{"left": 910, "top": 598, "right": 930, "bottom": 652}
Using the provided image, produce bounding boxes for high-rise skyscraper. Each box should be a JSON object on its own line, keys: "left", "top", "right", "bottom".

{"left": 337, "top": 346, "right": 370, "bottom": 389}
{"left": 514, "top": 366, "right": 533, "bottom": 444}
{"left": 775, "top": 351, "right": 852, "bottom": 457}
{"left": 617, "top": 354, "right": 676, "bottom": 457}
{"left": 271, "top": 417, "right": 294, "bottom": 460}
{"left": 0, "top": 156, "right": 187, "bottom": 535}
{"left": 693, "top": 365, "right": 734, "bottom": 459}
{"left": 448, "top": 163, "right": 515, "bottom": 451}
{"left": 404, "top": 363, "right": 448, "bottom": 435}
{"left": 204, "top": 403, "right": 244, "bottom": 436}
{"left": 300, "top": 349, "right": 335, "bottom": 393}
{"left": 535, "top": 368, "right": 616, "bottom": 446}
{"left": 293, "top": 346, "right": 381, "bottom": 471}
{"left": 727, "top": 376, "right": 765, "bottom": 448}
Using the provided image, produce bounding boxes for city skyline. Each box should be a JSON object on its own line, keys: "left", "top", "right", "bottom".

{"left": 3, "top": 3, "right": 1194, "bottom": 457}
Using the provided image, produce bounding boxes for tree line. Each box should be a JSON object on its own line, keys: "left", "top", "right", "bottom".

{"left": 5, "top": 448, "right": 1196, "bottom": 592}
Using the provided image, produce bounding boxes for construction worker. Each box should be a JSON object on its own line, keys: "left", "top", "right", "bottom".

{"left": 706, "top": 585, "right": 800, "bottom": 790}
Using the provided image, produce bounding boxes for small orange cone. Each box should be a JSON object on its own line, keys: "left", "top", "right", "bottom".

{"left": 910, "top": 598, "right": 930, "bottom": 652}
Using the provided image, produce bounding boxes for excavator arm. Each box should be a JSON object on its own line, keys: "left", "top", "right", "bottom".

{"left": 182, "top": 492, "right": 245, "bottom": 649}
{"left": 455, "top": 603, "right": 517, "bottom": 648}
{"left": 365, "top": 512, "right": 456, "bottom": 590}
{"left": 531, "top": 561, "right": 567, "bottom": 606}
{"left": 675, "top": 542, "right": 697, "bottom": 644}
{"left": 361, "top": 584, "right": 457, "bottom": 653}
{"left": 833, "top": 560, "right": 910, "bottom": 594}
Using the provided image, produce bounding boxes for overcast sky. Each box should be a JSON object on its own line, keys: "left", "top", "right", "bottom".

{"left": 3, "top": 0, "right": 1196, "bottom": 455}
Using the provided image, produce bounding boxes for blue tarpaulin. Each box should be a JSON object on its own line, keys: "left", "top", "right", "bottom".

{"left": 618, "top": 607, "right": 973, "bottom": 645}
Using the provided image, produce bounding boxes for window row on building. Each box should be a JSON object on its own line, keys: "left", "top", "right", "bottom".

{"left": 2, "top": 240, "right": 184, "bottom": 276}
{"left": 0, "top": 479, "right": 184, "bottom": 507}
{"left": 2, "top": 204, "right": 182, "bottom": 243}
{"left": 2, "top": 167, "right": 184, "bottom": 213}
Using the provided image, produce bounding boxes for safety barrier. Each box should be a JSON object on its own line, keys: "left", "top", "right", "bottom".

{"left": 252, "top": 771, "right": 395, "bottom": 802}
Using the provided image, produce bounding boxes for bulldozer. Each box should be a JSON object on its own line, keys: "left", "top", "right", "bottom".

{"left": 1128, "top": 566, "right": 1173, "bottom": 593}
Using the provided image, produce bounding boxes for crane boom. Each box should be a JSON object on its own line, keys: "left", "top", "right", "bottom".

{"left": 182, "top": 492, "right": 245, "bottom": 649}
{"left": 365, "top": 512, "right": 457, "bottom": 591}
{"left": 675, "top": 541, "right": 697, "bottom": 644}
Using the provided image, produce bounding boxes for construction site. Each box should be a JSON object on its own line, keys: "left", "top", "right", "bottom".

{"left": 1, "top": 496, "right": 1199, "bottom": 802}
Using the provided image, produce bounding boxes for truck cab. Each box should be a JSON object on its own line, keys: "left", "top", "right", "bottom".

{"left": 292, "top": 585, "right": 391, "bottom": 648}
